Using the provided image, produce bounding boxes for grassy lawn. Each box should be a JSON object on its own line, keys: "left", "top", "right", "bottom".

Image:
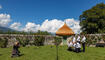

{"left": 0, "top": 46, "right": 105, "bottom": 60}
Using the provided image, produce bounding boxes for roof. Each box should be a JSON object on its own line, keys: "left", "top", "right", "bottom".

{"left": 56, "top": 23, "right": 75, "bottom": 35}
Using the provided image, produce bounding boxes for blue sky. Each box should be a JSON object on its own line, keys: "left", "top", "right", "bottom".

{"left": 0, "top": 0, "right": 104, "bottom": 24}
{"left": 0, "top": 0, "right": 105, "bottom": 33}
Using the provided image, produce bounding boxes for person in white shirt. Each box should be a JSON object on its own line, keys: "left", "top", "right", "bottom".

{"left": 67, "top": 40, "right": 73, "bottom": 51}
{"left": 71, "top": 35, "right": 77, "bottom": 51}
{"left": 72, "top": 35, "right": 76, "bottom": 43}
{"left": 77, "top": 35, "right": 81, "bottom": 43}
{"left": 75, "top": 42, "right": 81, "bottom": 53}
{"left": 72, "top": 42, "right": 76, "bottom": 52}
{"left": 81, "top": 35, "right": 86, "bottom": 52}
{"left": 81, "top": 36, "right": 86, "bottom": 43}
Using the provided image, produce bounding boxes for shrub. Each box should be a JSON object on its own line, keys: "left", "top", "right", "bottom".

{"left": 54, "top": 36, "right": 62, "bottom": 45}
{"left": 0, "top": 37, "right": 8, "bottom": 48}
{"left": 33, "top": 36, "right": 45, "bottom": 46}
{"left": 16, "top": 37, "right": 29, "bottom": 47}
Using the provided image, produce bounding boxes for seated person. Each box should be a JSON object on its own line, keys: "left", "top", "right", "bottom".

{"left": 72, "top": 42, "right": 76, "bottom": 52}
{"left": 75, "top": 42, "right": 81, "bottom": 53}
{"left": 67, "top": 40, "right": 73, "bottom": 51}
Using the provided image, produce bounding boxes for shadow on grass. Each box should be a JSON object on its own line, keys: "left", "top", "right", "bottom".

{"left": 11, "top": 54, "right": 24, "bottom": 58}
{"left": 67, "top": 49, "right": 85, "bottom": 53}
{"left": 19, "top": 54, "right": 24, "bottom": 57}
{"left": 11, "top": 53, "right": 24, "bottom": 58}
{"left": 0, "top": 54, "right": 2, "bottom": 56}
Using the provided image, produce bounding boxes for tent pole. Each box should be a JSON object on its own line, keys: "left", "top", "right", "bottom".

{"left": 56, "top": 43, "right": 58, "bottom": 60}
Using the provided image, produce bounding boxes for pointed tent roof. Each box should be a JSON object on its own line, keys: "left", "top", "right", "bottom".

{"left": 56, "top": 23, "right": 75, "bottom": 35}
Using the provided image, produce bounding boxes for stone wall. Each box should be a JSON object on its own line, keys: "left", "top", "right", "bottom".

{"left": 0, "top": 34, "right": 63, "bottom": 47}
{"left": 0, "top": 34, "right": 105, "bottom": 47}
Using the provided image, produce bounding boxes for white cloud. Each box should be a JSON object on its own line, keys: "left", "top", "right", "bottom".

{"left": 10, "top": 22, "right": 21, "bottom": 31}
{"left": 40, "top": 19, "right": 64, "bottom": 33}
{"left": 0, "top": 13, "right": 81, "bottom": 34}
{"left": 23, "top": 22, "right": 40, "bottom": 32}
{"left": 9, "top": 18, "right": 81, "bottom": 34}
{"left": 0, "top": 14, "right": 11, "bottom": 27}
{"left": 40, "top": 18, "right": 81, "bottom": 34}
{"left": 65, "top": 18, "right": 81, "bottom": 34}
{"left": 0, "top": 5, "right": 2, "bottom": 10}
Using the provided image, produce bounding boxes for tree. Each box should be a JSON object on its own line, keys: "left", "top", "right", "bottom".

{"left": 80, "top": 3, "right": 105, "bottom": 34}
{"left": 34, "top": 30, "right": 51, "bottom": 35}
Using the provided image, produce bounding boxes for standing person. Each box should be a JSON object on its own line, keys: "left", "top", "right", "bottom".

{"left": 72, "top": 35, "right": 76, "bottom": 44}
{"left": 81, "top": 35, "right": 86, "bottom": 52}
{"left": 11, "top": 42, "right": 20, "bottom": 57}
{"left": 77, "top": 35, "right": 81, "bottom": 43}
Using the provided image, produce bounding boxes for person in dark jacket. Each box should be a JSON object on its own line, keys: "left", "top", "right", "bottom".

{"left": 11, "top": 42, "right": 20, "bottom": 57}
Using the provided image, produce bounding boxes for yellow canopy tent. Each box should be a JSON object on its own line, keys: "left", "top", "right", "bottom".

{"left": 56, "top": 23, "right": 75, "bottom": 45}
{"left": 56, "top": 23, "right": 75, "bottom": 35}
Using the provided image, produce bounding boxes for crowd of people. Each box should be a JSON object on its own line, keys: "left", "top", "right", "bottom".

{"left": 67, "top": 35, "right": 86, "bottom": 53}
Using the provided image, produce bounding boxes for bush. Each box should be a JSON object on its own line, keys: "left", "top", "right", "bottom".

{"left": 33, "top": 36, "right": 45, "bottom": 46}
{"left": 54, "top": 36, "right": 62, "bottom": 45}
{"left": 0, "top": 37, "right": 8, "bottom": 48}
{"left": 86, "top": 35, "right": 105, "bottom": 46}
{"left": 16, "top": 37, "right": 29, "bottom": 47}
{"left": 96, "top": 43, "right": 105, "bottom": 47}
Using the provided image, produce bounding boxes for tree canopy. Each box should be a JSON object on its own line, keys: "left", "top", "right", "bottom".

{"left": 0, "top": 30, "right": 52, "bottom": 35}
{"left": 80, "top": 3, "right": 105, "bottom": 34}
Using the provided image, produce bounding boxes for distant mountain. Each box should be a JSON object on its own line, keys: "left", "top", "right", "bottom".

{"left": 0, "top": 26, "right": 14, "bottom": 32}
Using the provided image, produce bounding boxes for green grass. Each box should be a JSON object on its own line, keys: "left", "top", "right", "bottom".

{"left": 0, "top": 46, "right": 105, "bottom": 60}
